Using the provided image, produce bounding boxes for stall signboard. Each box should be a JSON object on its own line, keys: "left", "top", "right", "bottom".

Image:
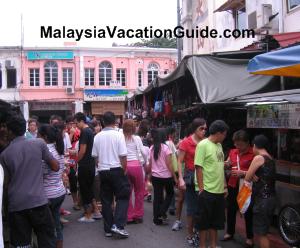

{"left": 27, "top": 51, "right": 74, "bottom": 60}
{"left": 30, "top": 102, "right": 72, "bottom": 111}
{"left": 247, "top": 103, "right": 300, "bottom": 129}
{"left": 84, "top": 89, "right": 128, "bottom": 101}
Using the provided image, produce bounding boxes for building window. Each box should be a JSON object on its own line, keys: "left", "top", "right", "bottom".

{"left": 99, "top": 61, "right": 112, "bottom": 86}
{"left": 116, "top": 69, "right": 126, "bottom": 86}
{"left": 63, "top": 68, "right": 73, "bottom": 86}
{"left": 147, "top": 63, "right": 159, "bottom": 84}
{"left": 235, "top": 7, "right": 247, "bottom": 30}
{"left": 138, "top": 69, "right": 143, "bottom": 87}
{"left": 6, "top": 69, "right": 17, "bottom": 88}
{"left": 29, "top": 69, "right": 40, "bottom": 86}
{"left": 85, "top": 68, "right": 94, "bottom": 86}
{"left": 288, "top": 0, "right": 300, "bottom": 11}
{"left": 44, "top": 61, "right": 58, "bottom": 86}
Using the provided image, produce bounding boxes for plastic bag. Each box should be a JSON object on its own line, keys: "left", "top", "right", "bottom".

{"left": 237, "top": 181, "right": 252, "bottom": 214}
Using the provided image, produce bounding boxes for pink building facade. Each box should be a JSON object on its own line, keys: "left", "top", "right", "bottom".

{"left": 20, "top": 47, "right": 177, "bottom": 123}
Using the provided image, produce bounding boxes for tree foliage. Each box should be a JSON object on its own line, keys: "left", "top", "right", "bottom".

{"left": 130, "top": 37, "right": 177, "bottom": 48}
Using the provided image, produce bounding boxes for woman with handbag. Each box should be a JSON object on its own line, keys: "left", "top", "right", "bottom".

{"left": 222, "top": 130, "right": 254, "bottom": 248}
{"left": 245, "top": 135, "right": 276, "bottom": 248}
{"left": 177, "top": 118, "right": 207, "bottom": 246}
{"left": 123, "top": 119, "right": 147, "bottom": 224}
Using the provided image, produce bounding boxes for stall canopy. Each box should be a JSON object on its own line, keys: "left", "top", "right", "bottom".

{"left": 248, "top": 45, "right": 300, "bottom": 77}
{"left": 223, "top": 89, "right": 300, "bottom": 104}
{"left": 155, "top": 55, "right": 273, "bottom": 104}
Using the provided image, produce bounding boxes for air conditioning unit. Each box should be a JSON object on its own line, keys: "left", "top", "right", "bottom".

{"left": 249, "top": 4, "right": 272, "bottom": 30}
{"left": 65, "top": 86, "right": 74, "bottom": 95}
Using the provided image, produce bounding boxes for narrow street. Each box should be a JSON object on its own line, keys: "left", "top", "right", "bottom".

{"left": 62, "top": 195, "right": 247, "bottom": 248}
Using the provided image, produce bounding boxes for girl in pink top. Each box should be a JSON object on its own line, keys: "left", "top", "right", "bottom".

{"left": 148, "top": 128, "right": 176, "bottom": 225}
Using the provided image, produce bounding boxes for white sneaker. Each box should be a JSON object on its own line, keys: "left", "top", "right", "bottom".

{"left": 92, "top": 212, "right": 102, "bottom": 220}
{"left": 111, "top": 224, "right": 129, "bottom": 238}
{"left": 172, "top": 220, "right": 182, "bottom": 231}
{"left": 78, "top": 216, "right": 95, "bottom": 223}
{"left": 60, "top": 217, "right": 69, "bottom": 224}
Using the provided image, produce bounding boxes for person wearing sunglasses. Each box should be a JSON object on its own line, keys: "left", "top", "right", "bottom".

{"left": 177, "top": 118, "right": 207, "bottom": 246}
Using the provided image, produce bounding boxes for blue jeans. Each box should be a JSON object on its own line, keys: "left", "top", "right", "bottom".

{"left": 49, "top": 194, "right": 65, "bottom": 241}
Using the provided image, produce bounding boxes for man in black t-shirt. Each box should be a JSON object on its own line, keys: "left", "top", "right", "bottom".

{"left": 74, "top": 112, "right": 95, "bottom": 222}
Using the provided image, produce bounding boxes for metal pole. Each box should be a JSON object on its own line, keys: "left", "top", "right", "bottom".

{"left": 177, "top": 0, "right": 182, "bottom": 64}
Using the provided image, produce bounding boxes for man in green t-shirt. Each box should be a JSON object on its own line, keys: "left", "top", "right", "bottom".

{"left": 194, "top": 120, "right": 229, "bottom": 248}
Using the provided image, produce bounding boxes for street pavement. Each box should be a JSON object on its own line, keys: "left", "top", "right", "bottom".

{"left": 62, "top": 194, "right": 249, "bottom": 248}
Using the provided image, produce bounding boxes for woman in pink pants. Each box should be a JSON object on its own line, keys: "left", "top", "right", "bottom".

{"left": 123, "top": 120, "right": 147, "bottom": 223}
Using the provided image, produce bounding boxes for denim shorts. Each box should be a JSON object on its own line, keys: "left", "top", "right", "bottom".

{"left": 185, "top": 184, "right": 197, "bottom": 216}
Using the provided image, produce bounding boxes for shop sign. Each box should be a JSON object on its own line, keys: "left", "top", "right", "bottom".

{"left": 247, "top": 103, "right": 300, "bottom": 129}
{"left": 27, "top": 51, "right": 74, "bottom": 60}
{"left": 30, "top": 102, "right": 72, "bottom": 111}
{"left": 109, "top": 80, "right": 122, "bottom": 88}
{"left": 84, "top": 89, "right": 128, "bottom": 101}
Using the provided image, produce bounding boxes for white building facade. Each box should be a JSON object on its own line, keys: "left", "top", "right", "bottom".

{"left": 0, "top": 47, "right": 21, "bottom": 103}
{"left": 181, "top": 0, "right": 300, "bottom": 56}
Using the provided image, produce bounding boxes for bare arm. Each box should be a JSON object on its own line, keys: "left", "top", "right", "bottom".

{"left": 119, "top": 156, "right": 127, "bottom": 173}
{"left": 77, "top": 144, "right": 87, "bottom": 162}
{"left": 195, "top": 166, "right": 204, "bottom": 192}
{"left": 177, "top": 150, "right": 185, "bottom": 179}
{"left": 49, "top": 159, "right": 59, "bottom": 172}
{"left": 245, "top": 155, "right": 264, "bottom": 182}
{"left": 146, "top": 156, "right": 152, "bottom": 174}
{"left": 166, "top": 154, "right": 177, "bottom": 181}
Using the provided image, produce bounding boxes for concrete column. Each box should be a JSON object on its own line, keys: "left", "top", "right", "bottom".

{"left": 75, "top": 100, "right": 83, "bottom": 113}
{"left": 22, "top": 101, "right": 29, "bottom": 122}
{"left": 2, "top": 68, "right": 7, "bottom": 89}
{"left": 80, "top": 56, "right": 84, "bottom": 88}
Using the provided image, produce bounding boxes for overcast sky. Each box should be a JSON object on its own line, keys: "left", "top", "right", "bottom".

{"left": 0, "top": 0, "right": 177, "bottom": 47}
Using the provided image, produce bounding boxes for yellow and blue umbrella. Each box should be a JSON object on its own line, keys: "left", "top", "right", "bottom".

{"left": 248, "top": 45, "right": 300, "bottom": 77}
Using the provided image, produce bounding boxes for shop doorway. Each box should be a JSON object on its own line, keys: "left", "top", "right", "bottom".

{"left": 30, "top": 110, "right": 72, "bottom": 124}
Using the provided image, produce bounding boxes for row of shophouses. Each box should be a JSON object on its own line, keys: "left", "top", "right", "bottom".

{"left": 0, "top": 47, "right": 177, "bottom": 123}
{"left": 2, "top": 0, "right": 300, "bottom": 122}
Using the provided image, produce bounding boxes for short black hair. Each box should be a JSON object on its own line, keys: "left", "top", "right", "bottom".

{"left": 103, "top": 112, "right": 116, "bottom": 126}
{"left": 49, "top": 115, "right": 62, "bottom": 123}
{"left": 166, "top": 127, "right": 176, "bottom": 136}
{"left": 6, "top": 113, "right": 26, "bottom": 137}
{"left": 253, "top": 134, "right": 270, "bottom": 151}
{"left": 209, "top": 120, "right": 229, "bottom": 135}
{"left": 66, "top": 115, "right": 74, "bottom": 124}
{"left": 190, "top": 118, "right": 206, "bottom": 133}
{"left": 232, "top": 130, "right": 249, "bottom": 143}
{"left": 74, "top": 112, "right": 86, "bottom": 123}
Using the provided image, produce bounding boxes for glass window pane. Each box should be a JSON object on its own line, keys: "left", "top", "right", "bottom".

{"left": 289, "top": 0, "right": 300, "bottom": 10}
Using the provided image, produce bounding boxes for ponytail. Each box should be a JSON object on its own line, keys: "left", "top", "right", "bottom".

{"left": 151, "top": 128, "right": 167, "bottom": 161}
{"left": 52, "top": 123, "right": 65, "bottom": 155}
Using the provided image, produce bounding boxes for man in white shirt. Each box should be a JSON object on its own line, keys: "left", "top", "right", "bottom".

{"left": 92, "top": 111, "right": 130, "bottom": 239}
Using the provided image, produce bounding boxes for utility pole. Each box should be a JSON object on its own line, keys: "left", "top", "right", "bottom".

{"left": 177, "top": 0, "right": 182, "bottom": 64}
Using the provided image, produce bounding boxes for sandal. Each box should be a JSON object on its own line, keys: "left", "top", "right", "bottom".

{"left": 221, "top": 234, "right": 234, "bottom": 241}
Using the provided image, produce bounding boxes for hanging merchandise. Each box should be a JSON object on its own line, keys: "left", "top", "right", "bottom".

{"left": 154, "top": 101, "right": 163, "bottom": 113}
{"left": 164, "top": 101, "right": 172, "bottom": 116}
{"left": 154, "top": 90, "right": 164, "bottom": 115}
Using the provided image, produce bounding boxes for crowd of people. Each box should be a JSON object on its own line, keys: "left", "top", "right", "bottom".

{"left": 0, "top": 107, "right": 276, "bottom": 248}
